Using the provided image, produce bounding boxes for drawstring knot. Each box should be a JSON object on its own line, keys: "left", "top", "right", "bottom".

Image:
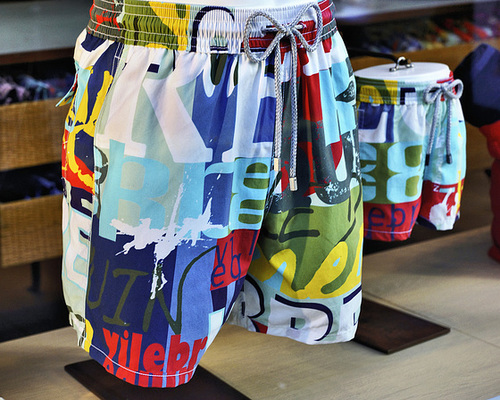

{"left": 243, "top": 3, "right": 323, "bottom": 191}
{"left": 423, "top": 79, "right": 463, "bottom": 166}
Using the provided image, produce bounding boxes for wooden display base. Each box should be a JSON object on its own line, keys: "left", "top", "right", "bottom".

{"left": 354, "top": 299, "right": 451, "bottom": 354}
{"left": 65, "top": 360, "right": 250, "bottom": 400}
{"left": 65, "top": 300, "right": 450, "bottom": 398}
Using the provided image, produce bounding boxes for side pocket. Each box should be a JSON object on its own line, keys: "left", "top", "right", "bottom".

{"left": 56, "top": 73, "right": 77, "bottom": 107}
{"left": 59, "top": 63, "right": 78, "bottom": 206}
{"left": 57, "top": 28, "right": 87, "bottom": 107}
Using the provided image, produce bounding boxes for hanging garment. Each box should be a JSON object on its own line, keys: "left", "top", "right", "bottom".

{"left": 356, "top": 70, "right": 466, "bottom": 241}
{"left": 60, "top": 0, "right": 363, "bottom": 388}
{"left": 455, "top": 43, "right": 500, "bottom": 262}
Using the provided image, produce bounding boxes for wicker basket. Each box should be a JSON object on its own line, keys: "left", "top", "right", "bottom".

{"left": 0, "top": 194, "right": 63, "bottom": 267}
{"left": 0, "top": 99, "right": 68, "bottom": 172}
{"left": 0, "top": 99, "right": 68, "bottom": 268}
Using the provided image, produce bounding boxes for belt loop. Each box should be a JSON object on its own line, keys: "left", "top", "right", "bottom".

{"left": 243, "top": 3, "right": 323, "bottom": 191}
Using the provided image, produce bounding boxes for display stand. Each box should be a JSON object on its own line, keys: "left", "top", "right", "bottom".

{"left": 352, "top": 60, "right": 453, "bottom": 354}
{"left": 354, "top": 299, "right": 450, "bottom": 354}
{"left": 354, "top": 59, "right": 452, "bottom": 82}
{"left": 65, "top": 360, "right": 250, "bottom": 400}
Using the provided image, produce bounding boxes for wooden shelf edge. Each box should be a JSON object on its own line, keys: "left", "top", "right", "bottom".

{"left": 350, "top": 38, "right": 500, "bottom": 72}
{"left": 0, "top": 47, "right": 75, "bottom": 66}
{"left": 336, "top": 0, "right": 499, "bottom": 26}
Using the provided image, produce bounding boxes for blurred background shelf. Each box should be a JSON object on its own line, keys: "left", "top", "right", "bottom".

{"left": 336, "top": 0, "right": 499, "bottom": 24}
{"left": 0, "top": 0, "right": 91, "bottom": 65}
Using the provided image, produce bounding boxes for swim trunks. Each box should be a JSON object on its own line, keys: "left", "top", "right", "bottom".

{"left": 357, "top": 73, "right": 466, "bottom": 241}
{"left": 61, "top": 0, "right": 362, "bottom": 388}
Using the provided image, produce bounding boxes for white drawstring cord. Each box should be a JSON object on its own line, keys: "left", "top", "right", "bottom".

{"left": 423, "top": 79, "right": 464, "bottom": 166}
{"left": 243, "top": 3, "right": 323, "bottom": 191}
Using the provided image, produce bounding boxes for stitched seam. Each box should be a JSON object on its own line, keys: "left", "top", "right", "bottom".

{"left": 87, "top": 22, "right": 336, "bottom": 50}
{"left": 364, "top": 227, "right": 414, "bottom": 234}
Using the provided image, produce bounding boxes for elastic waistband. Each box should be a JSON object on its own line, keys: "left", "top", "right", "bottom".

{"left": 356, "top": 75, "right": 455, "bottom": 106}
{"left": 87, "top": 0, "right": 337, "bottom": 53}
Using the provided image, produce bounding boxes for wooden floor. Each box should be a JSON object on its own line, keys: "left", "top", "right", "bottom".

{"left": 1, "top": 226, "right": 499, "bottom": 399}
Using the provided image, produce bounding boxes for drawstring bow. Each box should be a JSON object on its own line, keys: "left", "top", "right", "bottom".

{"left": 423, "top": 79, "right": 464, "bottom": 166}
{"left": 243, "top": 3, "right": 323, "bottom": 191}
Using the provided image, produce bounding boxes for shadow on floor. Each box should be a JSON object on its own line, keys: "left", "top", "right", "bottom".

{"left": 0, "top": 258, "right": 68, "bottom": 343}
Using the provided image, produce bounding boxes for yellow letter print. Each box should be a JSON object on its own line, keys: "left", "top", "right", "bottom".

{"left": 253, "top": 225, "right": 363, "bottom": 300}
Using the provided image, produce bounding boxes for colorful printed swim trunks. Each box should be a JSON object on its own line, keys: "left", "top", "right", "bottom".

{"left": 357, "top": 74, "right": 466, "bottom": 241}
{"left": 60, "top": 0, "right": 363, "bottom": 388}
